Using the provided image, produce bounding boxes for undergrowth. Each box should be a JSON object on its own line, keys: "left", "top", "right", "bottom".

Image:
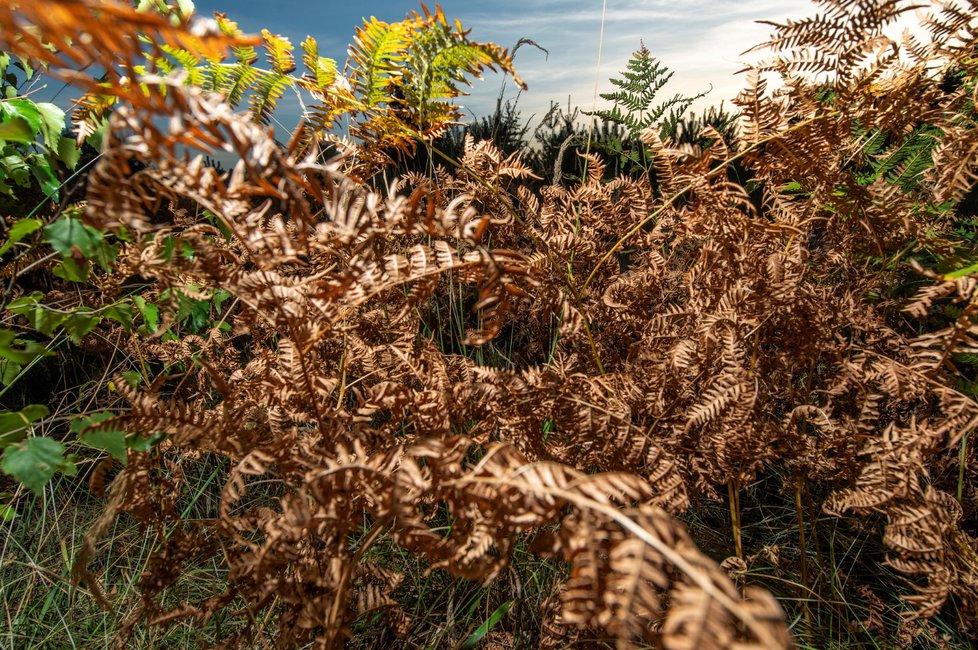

{"left": 2, "top": 0, "right": 978, "bottom": 649}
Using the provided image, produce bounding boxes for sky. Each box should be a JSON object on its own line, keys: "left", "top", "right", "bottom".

{"left": 191, "top": 0, "right": 814, "bottom": 130}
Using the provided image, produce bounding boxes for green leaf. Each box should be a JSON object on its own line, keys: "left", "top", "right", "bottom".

{"left": 72, "top": 413, "right": 128, "bottom": 464}
{"left": 1, "top": 152, "right": 31, "bottom": 185}
{"left": 60, "top": 311, "right": 100, "bottom": 343}
{"left": 104, "top": 303, "right": 135, "bottom": 332}
{"left": 45, "top": 216, "right": 102, "bottom": 256}
{"left": 460, "top": 600, "right": 512, "bottom": 650}
{"left": 0, "top": 217, "right": 42, "bottom": 256}
{"left": 133, "top": 296, "right": 160, "bottom": 332}
{"left": 7, "top": 296, "right": 101, "bottom": 342}
{"left": 35, "top": 103, "right": 65, "bottom": 149}
{"left": 7, "top": 294, "right": 64, "bottom": 336}
{"left": 0, "top": 360, "right": 22, "bottom": 386}
{"left": 1, "top": 99, "right": 41, "bottom": 138}
{"left": 7, "top": 292, "right": 43, "bottom": 310}
{"left": 1, "top": 436, "right": 74, "bottom": 494}
{"left": 0, "top": 503, "right": 16, "bottom": 521}
{"left": 30, "top": 155, "right": 60, "bottom": 198}
{"left": 0, "top": 405, "right": 49, "bottom": 448}
{"left": 16, "top": 55, "right": 34, "bottom": 81}
{"left": 57, "top": 136, "right": 80, "bottom": 170}
{"left": 0, "top": 328, "right": 53, "bottom": 365}
{"left": 45, "top": 217, "right": 117, "bottom": 270}
{"left": 126, "top": 432, "right": 166, "bottom": 454}
{"left": 0, "top": 117, "right": 34, "bottom": 144}
{"left": 52, "top": 257, "right": 90, "bottom": 282}
{"left": 83, "top": 119, "right": 109, "bottom": 151}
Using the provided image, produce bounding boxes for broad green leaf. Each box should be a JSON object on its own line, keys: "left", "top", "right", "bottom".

{"left": 0, "top": 99, "right": 41, "bottom": 137}
{"left": 0, "top": 328, "right": 53, "bottom": 365}
{"left": 30, "top": 156, "right": 60, "bottom": 198}
{"left": 45, "top": 216, "right": 102, "bottom": 256}
{"left": 45, "top": 217, "right": 117, "bottom": 270}
{"left": 80, "top": 430, "right": 127, "bottom": 463}
{"left": 84, "top": 119, "right": 109, "bottom": 151}
{"left": 52, "top": 257, "right": 90, "bottom": 282}
{"left": 104, "top": 303, "right": 135, "bottom": 332}
{"left": 127, "top": 432, "right": 166, "bottom": 454}
{"left": 7, "top": 296, "right": 102, "bottom": 342}
{"left": 15, "top": 55, "right": 33, "bottom": 81}
{"left": 57, "top": 136, "right": 80, "bottom": 170}
{"left": 0, "top": 504, "right": 16, "bottom": 521}
{"left": 1, "top": 153, "right": 31, "bottom": 185}
{"left": 133, "top": 296, "right": 160, "bottom": 332}
{"left": 0, "top": 360, "right": 21, "bottom": 386}
{"left": 60, "top": 311, "right": 100, "bottom": 343}
{"left": 72, "top": 413, "right": 128, "bottom": 464}
{"left": 0, "top": 217, "right": 42, "bottom": 256}
{"left": 0, "top": 116, "right": 34, "bottom": 144}
{"left": 7, "top": 294, "right": 66, "bottom": 336}
{"left": 35, "top": 102, "right": 65, "bottom": 148}
{"left": 0, "top": 405, "right": 49, "bottom": 448}
{"left": 1, "top": 436, "right": 74, "bottom": 494}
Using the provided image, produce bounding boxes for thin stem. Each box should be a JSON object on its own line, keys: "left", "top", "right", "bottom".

{"left": 727, "top": 478, "right": 743, "bottom": 561}
{"left": 796, "top": 475, "right": 812, "bottom": 629}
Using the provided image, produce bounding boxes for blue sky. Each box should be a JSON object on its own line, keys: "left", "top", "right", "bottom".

{"left": 192, "top": 0, "right": 812, "bottom": 129}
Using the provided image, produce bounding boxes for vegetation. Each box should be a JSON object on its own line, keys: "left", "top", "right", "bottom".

{"left": 2, "top": 0, "right": 978, "bottom": 648}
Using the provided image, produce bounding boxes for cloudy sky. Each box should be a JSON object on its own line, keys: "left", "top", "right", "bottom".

{"left": 191, "top": 0, "right": 814, "bottom": 129}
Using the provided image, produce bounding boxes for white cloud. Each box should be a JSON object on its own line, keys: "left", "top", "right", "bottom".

{"left": 453, "top": 0, "right": 813, "bottom": 124}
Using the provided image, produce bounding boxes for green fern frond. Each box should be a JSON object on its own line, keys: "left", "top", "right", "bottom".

{"left": 215, "top": 12, "right": 258, "bottom": 65}
{"left": 857, "top": 123, "right": 942, "bottom": 192}
{"left": 587, "top": 43, "right": 705, "bottom": 140}
{"left": 349, "top": 16, "right": 412, "bottom": 107}
{"left": 262, "top": 30, "right": 295, "bottom": 75}
{"left": 150, "top": 54, "right": 177, "bottom": 77}
{"left": 161, "top": 44, "right": 205, "bottom": 84}
{"left": 249, "top": 71, "right": 291, "bottom": 125}
{"left": 300, "top": 37, "right": 337, "bottom": 93}
{"left": 397, "top": 5, "right": 525, "bottom": 137}
{"left": 220, "top": 62, "right": 260, "bottom": 106}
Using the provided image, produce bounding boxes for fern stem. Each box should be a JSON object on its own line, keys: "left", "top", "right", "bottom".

{"left": 727, "top": 478, "right": 742, "bottom": 561}
{"left": 795, "top": 476, "right": 812, "bottom": 629}
{"left": 959, "top": 432, "right": 970, "bottom": 505}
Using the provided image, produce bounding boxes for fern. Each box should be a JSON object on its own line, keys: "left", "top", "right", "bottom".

{"left": 261, "top": 29, "right": 295, "bottom": 75}
{"left": 587, "top": 42, "right": 707, "bottom": 140}
{"left": 852, "top": 122, "right": 943, "bottom": 192}
{"left": 248, "top": 70, "right": 291, "bottom": 126}
{"left": 349, "top": 16, "right": 413, "bottom": 108}
{"left": 300, "top": 36, "right": 336, "bottom": 92}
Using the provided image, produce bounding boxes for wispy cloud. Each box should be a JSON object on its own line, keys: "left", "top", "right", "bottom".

{"left": 447, "top": 0, "right": 812, "bottom": 122}
{"left": 192, "top": 0, "right": 817, "bottom": 128}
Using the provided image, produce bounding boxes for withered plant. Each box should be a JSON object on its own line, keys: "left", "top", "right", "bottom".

{"left": 2, "top": 0, "right": 978, "bottom": 648}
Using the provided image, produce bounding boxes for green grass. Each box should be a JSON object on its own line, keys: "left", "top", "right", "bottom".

{"left": 5, "top": 459, "right": 975, "bottom": 649}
